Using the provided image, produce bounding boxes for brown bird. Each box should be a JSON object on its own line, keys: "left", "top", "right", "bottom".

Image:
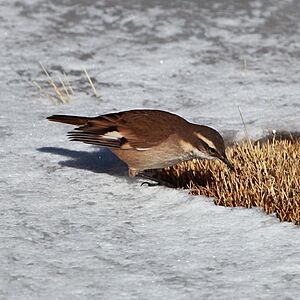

{"left": 47, "top": 109, "right": 234, "bottom": 177}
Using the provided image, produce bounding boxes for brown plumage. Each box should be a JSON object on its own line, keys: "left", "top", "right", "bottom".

{"left": 47, "top": 109, "right": 233, "bottom": 176}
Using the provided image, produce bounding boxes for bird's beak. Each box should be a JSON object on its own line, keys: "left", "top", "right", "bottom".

{"left": 220, "top": 156, "right": 234, "bottom": 171}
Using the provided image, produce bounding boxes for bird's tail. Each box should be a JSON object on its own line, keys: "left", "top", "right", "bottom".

{"left": 47, "top": 114, "right": 127, "bottom": 148}
{"left": 47, "top": 115, "right": 90, "bottom": 126}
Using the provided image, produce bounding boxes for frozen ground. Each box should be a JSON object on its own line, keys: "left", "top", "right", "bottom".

{"left": 0, "top": 0, "right": 300, "bottom": 299}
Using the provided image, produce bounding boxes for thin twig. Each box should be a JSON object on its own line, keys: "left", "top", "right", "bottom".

{"left": 237, "top": 106, "right": 250, "bottom": 142}
{"left": 83, "top": 67, "right": 100, "bottom": 98}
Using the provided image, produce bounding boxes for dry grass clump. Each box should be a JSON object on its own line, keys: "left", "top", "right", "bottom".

{"left": 33, "top": 63, "right": 74, "bottom": 104}
{"left": 156, "top": 139, "right": 300, "bottom": 225}
{"left": 33, "top": 63, "right": 99, "bottom": 104}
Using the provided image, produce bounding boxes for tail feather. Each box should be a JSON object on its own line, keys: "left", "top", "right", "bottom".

{"left": 47, "top": 115, "right": 90, "bottom": 126}
{"left": 67, "top": 131, "right": 126, "bottom": 148}
{"left": 47, "top": 114, "right": 129, "bottom": 149}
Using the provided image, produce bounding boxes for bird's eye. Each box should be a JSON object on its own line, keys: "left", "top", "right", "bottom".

{"left": 210, "top": 148, "right": 217, "bottom": 154}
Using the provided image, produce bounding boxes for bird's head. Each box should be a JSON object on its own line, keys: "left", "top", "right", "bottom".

{"left": 190, "top": 125, "right": 234, "bottom": 171}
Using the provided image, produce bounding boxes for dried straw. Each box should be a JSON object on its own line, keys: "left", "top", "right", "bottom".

{"left": 155, "top": 139, "right": 300, "bottom": 225}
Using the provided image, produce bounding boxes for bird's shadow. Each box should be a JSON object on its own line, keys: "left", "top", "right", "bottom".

{"left": 38, "top": 147, "right": 128, "bottom": 176}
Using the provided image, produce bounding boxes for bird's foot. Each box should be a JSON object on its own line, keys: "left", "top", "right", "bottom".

{"left": 138, "top": 172, "right": 175, "bottom": 188}
{"left": 141, "top": 181, "right": 161, "bottom": 187}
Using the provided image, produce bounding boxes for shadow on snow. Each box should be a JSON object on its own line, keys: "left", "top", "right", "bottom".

{"left": 37, "top": 147, "right": 128, "bottom": 176}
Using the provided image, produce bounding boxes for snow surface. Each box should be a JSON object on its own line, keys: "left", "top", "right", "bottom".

{"left": 0, "top": 0, "right": 300, "bottom": 299}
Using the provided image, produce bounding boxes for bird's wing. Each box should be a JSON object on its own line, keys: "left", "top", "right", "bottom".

{"left": 47, "top": 110, "right": 185, "bottom": 150}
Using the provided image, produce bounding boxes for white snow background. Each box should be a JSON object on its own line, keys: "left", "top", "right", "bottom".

{"left": 0, "top": 0, "right": 299, "bottom": 299}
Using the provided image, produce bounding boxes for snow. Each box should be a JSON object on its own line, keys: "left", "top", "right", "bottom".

{"left": 0, "top": 0, "right": 300, "bottom": 299}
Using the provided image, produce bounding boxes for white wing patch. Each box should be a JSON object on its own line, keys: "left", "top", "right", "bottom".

{"left": 136, "top": 147, "right": 150, "bottom": 151}
{"left": 103, "top": 131, "right": 123, "bottom": 139}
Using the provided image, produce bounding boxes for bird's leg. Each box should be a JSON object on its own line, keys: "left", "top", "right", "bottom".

{"left": 128, "top": 168, "right": 139, "bottom": 177}
{"left": 138, "top": 171, "right": 175, "bottom": 188}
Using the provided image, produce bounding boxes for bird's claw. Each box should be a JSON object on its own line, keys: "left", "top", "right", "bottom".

{"left": 141, "top": 181, "right": 160, "bottom": 187}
